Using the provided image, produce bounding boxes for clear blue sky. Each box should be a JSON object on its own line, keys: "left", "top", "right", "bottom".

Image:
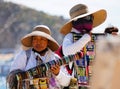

{"left": 4, "top": 0, "right": 120, "bottom": 33}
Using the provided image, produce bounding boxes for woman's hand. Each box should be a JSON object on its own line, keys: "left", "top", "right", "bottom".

{"left": 50, "top": 64, "right": 60, "bottom": 76}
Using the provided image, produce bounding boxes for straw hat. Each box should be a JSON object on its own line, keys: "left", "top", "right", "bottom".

{"left": 60, "top": 4, "right": 107, "bottom": 35}
{"left": 21, "top": 25, "right": 59, "bottom": 51}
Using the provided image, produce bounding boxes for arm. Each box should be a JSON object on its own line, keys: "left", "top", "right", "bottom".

{"left": 10, "top": 50, "right": 27, "bottom": 72}
{"left": 55, "top": 65, "right": 73, "bottom": 86}
{"left": 50, "top": 53, "right": 72, "bottom": 86}
{"left": 7, "top": 50, "right": 27, "bottom": 89}
{"left": 63, "top": 33, "right": 91, "bottom": 56}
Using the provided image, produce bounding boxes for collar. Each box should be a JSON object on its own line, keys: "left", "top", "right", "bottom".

{"left": 32, "top": 48, "right": 48, "bottom": 55}
{"left": 71, "top": 28, "right": 81, "bottom": 33}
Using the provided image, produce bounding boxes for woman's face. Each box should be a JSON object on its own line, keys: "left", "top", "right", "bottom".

{"left": 72, "top": 15, "right": 93, "bottom": 34}
{"left": 32, "top": 36, "right": 48, "bottom": 52}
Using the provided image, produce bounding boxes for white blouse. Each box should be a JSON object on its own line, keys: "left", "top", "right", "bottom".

{"left": 62, "top": 28, "right": 91, "bottom": 56}
{"left": 10, "top": 48, "right": 70, "bottom": 87}
{"left": 10, "top": 48, "right": 55, "bottom": 71}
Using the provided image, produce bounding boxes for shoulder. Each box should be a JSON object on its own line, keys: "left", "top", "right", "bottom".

{"left": 47, "top": 48, "right": 54, "bottom": 56}
{"left": 65, "top": 33, "right": 73, "bottom": 38}
{"left": 25, "top": 48, "right": 32, "bottom": 57}
{"left": 15, "top": 50, "right": 26, "bottom": 57}
{"left": 47, "top": 48, "right": 58, "bottom": 60}
{"left": 14, "top": 48, "right": 32, "bottom": 59}
{"left": 63, "top": 33, "right": 73, "bottom": 42}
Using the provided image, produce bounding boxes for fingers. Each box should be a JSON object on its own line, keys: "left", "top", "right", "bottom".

{"left": 51, "top": 64, "right": 60, "bottom": 75}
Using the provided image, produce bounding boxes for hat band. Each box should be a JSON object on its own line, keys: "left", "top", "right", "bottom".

{"left": 70, "top": 9, "right": 88, "bottom": 19}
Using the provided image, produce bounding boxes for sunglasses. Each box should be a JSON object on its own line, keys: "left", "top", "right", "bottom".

{"left": 84, "top": 15, "right": 94, "bottom": 21}
{"left": 72, "top": 15, "right": 94, "bottom": 25}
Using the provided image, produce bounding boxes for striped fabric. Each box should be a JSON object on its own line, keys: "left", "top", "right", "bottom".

{"left": 72, "top": 32, "right": 96, "bottom": 87}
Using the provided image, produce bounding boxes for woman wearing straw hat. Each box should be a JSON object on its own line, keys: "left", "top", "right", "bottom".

{"left": 57, "top": 3, "right": 107, "bottom": 89}
{"left": 7, "top": 25, "right": 63, "bottom": 89}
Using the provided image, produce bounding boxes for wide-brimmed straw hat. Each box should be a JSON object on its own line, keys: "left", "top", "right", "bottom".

{"left": 21, "top": 25, "right": 59, "bottom": 51}
{"left": 60, "top": 4, "right": 107, "bottom": 35}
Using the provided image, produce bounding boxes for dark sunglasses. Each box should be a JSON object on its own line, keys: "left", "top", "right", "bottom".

{"left": 83, "top": 15, "right": 94, "bottom": 21}
{"left": 72, "top": 15, "right": 94, "bottom": 25}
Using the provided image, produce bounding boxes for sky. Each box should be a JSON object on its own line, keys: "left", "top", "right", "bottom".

{"left": 4, "top": 0, "right": 120, "bottom": 33}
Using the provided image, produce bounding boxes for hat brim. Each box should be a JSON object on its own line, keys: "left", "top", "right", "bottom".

{"left": 21, "top": 31, "right": 59, "bottom": 51}
{"left": 60, "top": 9, "right": 107, "bottom": 35}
